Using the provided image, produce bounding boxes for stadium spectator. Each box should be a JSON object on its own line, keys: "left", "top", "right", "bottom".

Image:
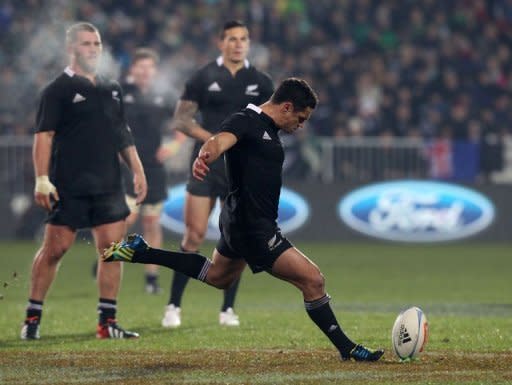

{"left": 0, "top": 0, "right": 511, "bottom": 180}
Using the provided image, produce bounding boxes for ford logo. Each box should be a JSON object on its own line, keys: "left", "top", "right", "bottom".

{"left": 161, "top": 183, "right": 309, "bottom": 240}
{"left": 338, "top": 180, "right": 495, "bottom": 242}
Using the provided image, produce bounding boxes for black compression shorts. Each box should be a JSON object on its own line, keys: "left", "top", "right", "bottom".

{"left": 46, "top": 190, "right": 130, "bottom": 230}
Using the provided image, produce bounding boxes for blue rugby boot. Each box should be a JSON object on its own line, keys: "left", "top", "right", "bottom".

{"left": 342, "top": 344, "right": 384, "bottom": 362}
{"left": 103, "top": 234, "right": 149, "bottom": 263}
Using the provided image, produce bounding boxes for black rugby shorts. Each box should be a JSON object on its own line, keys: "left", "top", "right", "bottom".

{"left": 46, "top": 190, "right": 130, "bottom": 230}
{"left": 125, "top": 165, "right": 167, "bottom": 204}
{"left": 216, "top": 223, "right": 293, "bottom": 273}
{"left": 186, "top": 158, "right": 228, "bottom": 200}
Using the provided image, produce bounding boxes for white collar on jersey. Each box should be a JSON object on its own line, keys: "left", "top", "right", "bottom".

{"left": 246, "top": 103, "right": 262, "bottom": 114}
{"left": 216, "top": 56, "right": 250, "bottom": 68}
{"left": 64, "top": 66, "right": 75, "bottom": 77}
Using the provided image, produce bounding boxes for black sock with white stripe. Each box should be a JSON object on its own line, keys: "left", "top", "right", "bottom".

{"left": 132, "top": 248, "right": 211, "bottom": 282}
{"left": 305, "top": 294, "right": 356, "bottom": 358}
{"left": 26, "top": 299, "right": 43, "bottom": 322}
{"left": 98, "top": 298, "right": 117, "bottom": 325}
{"left": 169, "top": 246, "right": 194, "bottom": 306}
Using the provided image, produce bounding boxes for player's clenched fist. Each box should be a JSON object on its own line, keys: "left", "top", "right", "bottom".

{"left": 34, "top": 175, "right": 59, "bottom": 211}
{"left": 133, "top": 171, "right": 148, "bottom": 205}
{"left": 192, "top": 152, "right": 210, "bottom": 181}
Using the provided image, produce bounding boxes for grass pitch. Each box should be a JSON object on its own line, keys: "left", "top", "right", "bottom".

{"left": 0, "top": 240, "right": 511, "bottom": 384}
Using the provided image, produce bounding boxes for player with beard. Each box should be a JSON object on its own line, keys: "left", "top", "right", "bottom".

{"left": 22, "top": 22, "right": 146, "bottom": 340}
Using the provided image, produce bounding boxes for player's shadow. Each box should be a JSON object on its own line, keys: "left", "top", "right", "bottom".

{"left": 0, "top": 325, "right": 183, "bottom": 347}
{"left": 1, "top": 331, "right": 94, "bottom": 347}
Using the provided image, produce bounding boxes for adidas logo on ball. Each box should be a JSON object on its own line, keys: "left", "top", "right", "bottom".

{"left": 398, "top": 324, "right": 412, "bottom": 345}
{"left": 392, "top": 306, "right": 429, "bottom": 360}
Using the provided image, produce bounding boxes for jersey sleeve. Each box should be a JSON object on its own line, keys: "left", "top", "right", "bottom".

{"left": 181, "top": 71, "right": 203, "bottom": 104}
{"left": 35, "top": 83, "right": 61, "bottom": 133}
{"left": 115, "top": 83, "right": 135, "bottom": 150}
{"left": 219, "top": 113, "right": 249, "bottom": 141}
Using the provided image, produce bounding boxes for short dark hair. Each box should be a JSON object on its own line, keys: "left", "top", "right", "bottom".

{"left": 220, "top": 20, "right": 248, "bottom": 40}
{"left": 132, "top": 48, "right": 159, "bottom": 65}
{"left": 66, "top": 22, "right": 99, "bottom": 45}
{"left": 270, "top": 78, "right": 318, "bottom": 111}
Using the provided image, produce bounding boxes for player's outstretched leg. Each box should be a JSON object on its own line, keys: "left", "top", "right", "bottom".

{"left": 103, "top": 234, "right": 211, "bottom": 282}
{"left": 270, "top": 247, "right": 384, "bottom": 362}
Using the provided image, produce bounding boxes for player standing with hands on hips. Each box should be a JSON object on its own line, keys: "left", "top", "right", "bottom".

{"left": 104, "top": 78, "right": 384, "bottom": 361}
{"left": 162, "top": 20, "right": 273, "bottom": 328}
{"left": 22, "top": 22, "right": 146, "bottom": 340}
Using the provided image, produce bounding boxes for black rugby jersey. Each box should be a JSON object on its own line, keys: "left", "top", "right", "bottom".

{"left": 35, "top": 67, "right": 134, "bottom": 195}
{"left": 122, "top": 83, "right": 173, "bottom": 168}
{"left": 182, "top": 57, "right": 273, "bottom": 161}
{"left": 219, "top": 104, "right": 284, "bottom": 229}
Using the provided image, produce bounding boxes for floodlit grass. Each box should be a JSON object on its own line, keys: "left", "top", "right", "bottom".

{"left": 0, "top": 240, "right": 511, "bottom": 384}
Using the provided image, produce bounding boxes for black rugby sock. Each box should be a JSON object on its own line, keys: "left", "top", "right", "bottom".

{"left": 169, "top": 272, "right": 190, "bottom": 307}
{"left": 145, "top": 272, "right": 158, "bottom": 285}
{"left": 305, "top": 294, "right": 356, "bottom": 357}
{"left": 168, "top": 246, "right": 193, "bottom": 306}
{"left": 26, "top": 299, "right": 43, "bottom": 321}
{"left": 221, "top": 277, "right": 240, "bottom": 312}
{"left": 98, "top": 298, "right": 117, "bottom": 325}
{"left": 133, "top": 247, "right": 211, "bottom": 282}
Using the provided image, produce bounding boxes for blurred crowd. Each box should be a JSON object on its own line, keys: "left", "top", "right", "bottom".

{"left": 1, "top": 0, "right": 512, "bottom": 180}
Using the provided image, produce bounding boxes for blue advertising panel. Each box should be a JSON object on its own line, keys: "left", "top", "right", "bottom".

{"left": 161, "top": 183, "right": 310, "bottom": 240}
{"left": 4, "top": 179, "right": 511, "bottom": 241}
{"left": 338, "top": 180, "right": 495, "bottom": 242}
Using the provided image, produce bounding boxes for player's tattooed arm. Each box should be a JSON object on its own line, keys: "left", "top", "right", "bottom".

{"left": 170, "top": 100, "right": 212, "bottom": 142}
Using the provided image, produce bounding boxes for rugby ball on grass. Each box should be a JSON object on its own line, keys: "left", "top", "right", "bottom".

{"left": 391, "top": 306, "right": 428, "bottom": 360}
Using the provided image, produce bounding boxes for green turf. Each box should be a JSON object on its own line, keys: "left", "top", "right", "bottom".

{"left": 0, "top": 240, "right": 511, "bottom": 384}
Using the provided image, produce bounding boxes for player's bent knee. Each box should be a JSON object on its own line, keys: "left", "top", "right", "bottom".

{"left": 208, "top": 277, "right": 230, "bottom": 290}
{"left": 142, "top": 216, "right": 160, "bottom": 230}
{"left": 38, "top": 245, "right": 68, "bottom": 265}
{"left": 303, "top": 271, "right": 325, "bottom": 297}
{"left": 312, "top": 271, "right": 325, "bottom": 290}
{"left": 206, "top": 272, "right": 236, "bottom": 290}
{"left": 183, "top": 226, "right": 206, "bottom": 248}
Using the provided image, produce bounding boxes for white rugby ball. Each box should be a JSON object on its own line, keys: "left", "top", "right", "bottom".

{"left": 391, "top": 306, "right": 429, "bottom": 360}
